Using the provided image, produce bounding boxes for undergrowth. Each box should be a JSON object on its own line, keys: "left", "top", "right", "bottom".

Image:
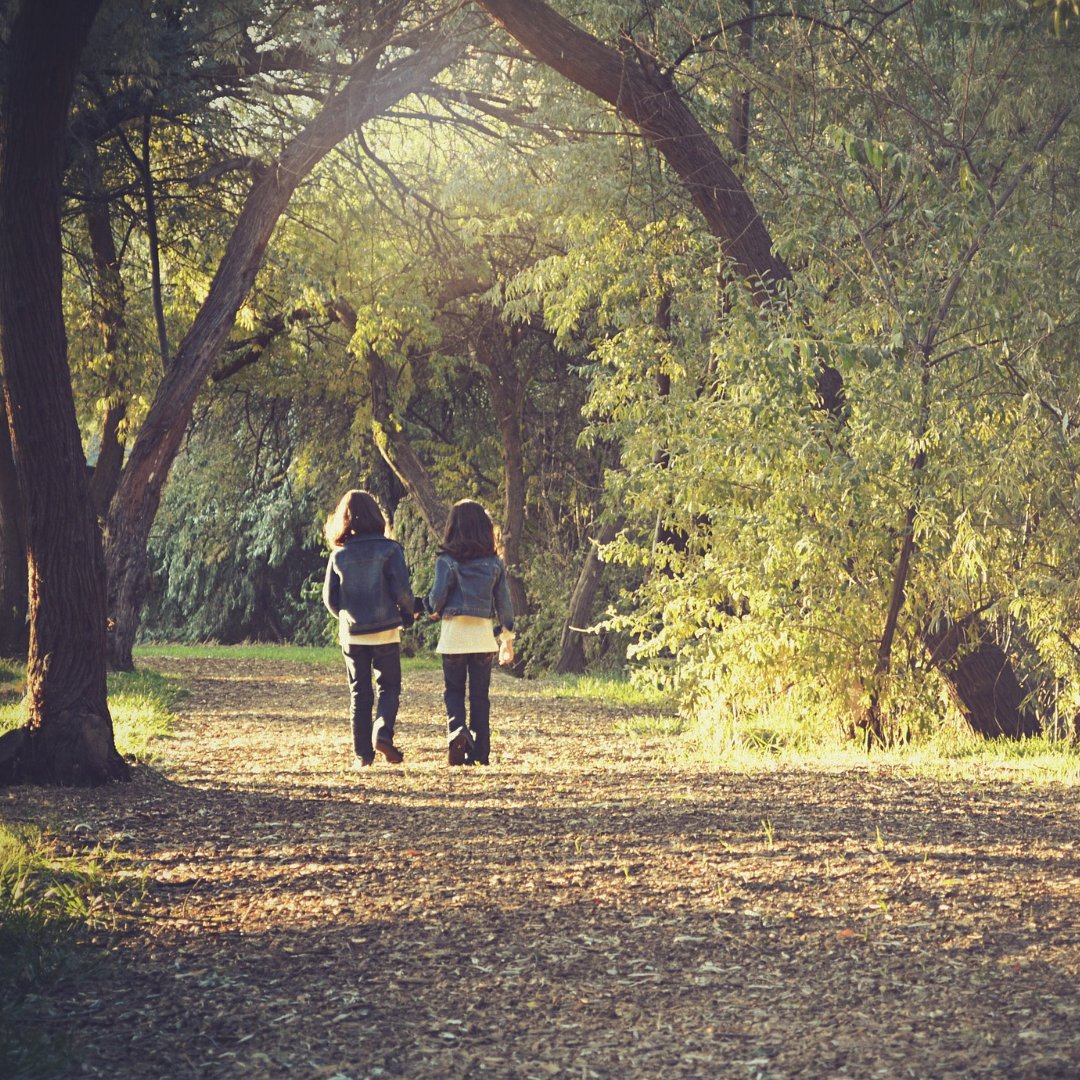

{"left": 685, "top": 697, "right": 1080, "bottom": 784}
{"left": 0, "top": 663, "right": 179, "bottom": 1075}
{"left": 0, "top": 825, "right": 145, "bottom": 1079}
{"left": 543, "top": 672, "right": 685, "bottom": 738}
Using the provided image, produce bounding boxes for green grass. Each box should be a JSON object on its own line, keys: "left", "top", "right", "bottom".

{"left": 133, "top": 642, "right": 441, "bottom": 670}
{"left": 543, "top": 672, "right": 669, "bottom": 710}
{"left": 107, "top": 669, "right": 186, "bottom": 762}
{"left": 0, "top": 666, "right": 185, "bottom": 765}
{"left": 542, "top": 673, "right": 683, "bottom": 739}
{"left": 134, "top": 641, "right": 344, "bottom": 664}
{"left": 0, "top": 824, "right": 143, "bottom": 1079}
{"left": 0, "top": 659, "right": 21, "bottom": 716}
{"left": 686, "top": 705, "right": 1080, "bottom": 783}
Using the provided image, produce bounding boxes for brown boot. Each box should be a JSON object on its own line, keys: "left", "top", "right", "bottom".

{"left": 375, "top": 738, "right": 404, "bottom": 764}
{"left": 448, "top": 730, "right": 468, "bottom": 766}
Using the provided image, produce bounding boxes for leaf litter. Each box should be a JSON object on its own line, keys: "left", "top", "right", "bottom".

{"left": 2, "top": 656, "right": 1079, "bottom": 1078}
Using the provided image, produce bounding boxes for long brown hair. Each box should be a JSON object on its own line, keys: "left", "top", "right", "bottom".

{"left": 439, "top": 499, "right": 497, "bottom": 561}
{"left": 325, "top": 490, "right": 388, "bottom": 548}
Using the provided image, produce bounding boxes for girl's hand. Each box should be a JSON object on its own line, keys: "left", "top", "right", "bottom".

{"left": 498, "top": 634, "right": 514, "bottom": 666}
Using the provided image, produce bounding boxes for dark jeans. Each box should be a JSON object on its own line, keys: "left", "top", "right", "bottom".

{"left": 442, "top": 652, "right": 493, "bottom": 764}
{"left": 343, "top": 642, "right": 401, "bottom": 758}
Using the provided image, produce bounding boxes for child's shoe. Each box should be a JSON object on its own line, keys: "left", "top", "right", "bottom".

{"left": 375, "top": 737, "right": 404, "bottom": 764}
{"left": 448, "top": 728, "right": 468, "bottom": 766}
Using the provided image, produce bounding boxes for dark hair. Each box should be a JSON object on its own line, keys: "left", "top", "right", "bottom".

{"left": 440, "top": 499, "right": 496, "bottom": 561}
{"left": 325, "top": 489, "right": 388, "bottom": 548}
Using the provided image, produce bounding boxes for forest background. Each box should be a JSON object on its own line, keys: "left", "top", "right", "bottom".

{"left": 1, "top": 0, "right": 1078, "bottom": 784}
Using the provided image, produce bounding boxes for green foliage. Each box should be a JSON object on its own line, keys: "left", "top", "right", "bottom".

{"left": 50, "top": 0, "right": 1080, "bottom": 744}
{"left": 504, "top": 0, "right": 1080, "bottom": 743}
{"left": 139, "top": 396, "right": 332, "bottom": 647}
{"left": 1032, "top": 0, "right": 1080, "bottom": 36}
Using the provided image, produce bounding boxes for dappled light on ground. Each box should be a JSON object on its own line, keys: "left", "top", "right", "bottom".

{"left": 4, "top": 658, "right": 1079, "bottom": 1077}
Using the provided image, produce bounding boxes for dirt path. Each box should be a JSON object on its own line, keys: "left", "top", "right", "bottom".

{"left": 5, "top": 657, "right": 1080, "bottom": 1078}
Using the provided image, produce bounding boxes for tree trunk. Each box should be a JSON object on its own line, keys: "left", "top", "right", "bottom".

{"left": 475, "top": 0, "right": 789, "bottom": 293}
{"left": 89, "top": 400, "right": 127, "bottom": 521}
{"left": 82, "top": 141, "right": 129, "bottom": 520}
{"left": 365, "top": 347, "right": 450, "bottom": 536}
{"left": 477, "top": 323, "right": 529, "bottom": 623}
{"left": 0, "top": 0, "right": 129, "bottom": 785}
{"left": 922, "top": 616, "right": 1040, "bottom": 738}
{"left": 728, "top": 0, "right": 755, "bottom": 157}
{"left": 104, "top": 30, "right": 467, "bottom": 670}
{"left": 0, "top": 407, "right": 28, "bottom": 657}
{"left": 555, "top": 518, "right": 620, "bottom": 675}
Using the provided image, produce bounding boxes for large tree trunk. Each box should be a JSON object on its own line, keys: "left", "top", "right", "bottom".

{"left": 104, "top": 29, "right": 468, "bottom": 670}
{"left": 555, "top": 517, "right": 620, "bottom": 675}
{"left": 0, "top": 409, "right": 28, "bottom": 657}
{"left": 922, "top": 616, "right": 1040, "bottom": 738}
{"left": 0, "top": 0, "right": 129, "bottom": 785}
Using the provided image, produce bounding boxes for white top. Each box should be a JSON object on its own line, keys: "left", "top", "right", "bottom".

{"left": 437, "top": 615, "right": 498, "bottom": 655}
{"left": 339, "top": 614, "right": 401, "bottom": 648}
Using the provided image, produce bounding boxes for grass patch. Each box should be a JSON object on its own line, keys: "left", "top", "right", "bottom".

{"left": 613, "top": 713, "right": 688, "bottom": 738}
{"left": 0, "top": 659, "right": 22, "bottom": 717}
{"left": 543, "top": 673, "right": 669, "bottom": 711}
{"left": 107, "top": 668, "right": 186, "bottom": 763}
{"left": 133, "top": 642, "right": 440, "bottom": 671}
{"left": 0, "top": 824, "right": 143, "bottom": 1079}
{"left": 543, "top": 674, "right": 679, "bottom": 739}
{"left": 686, "top": 703, "right": 1080, "bottom": 783}
{"left": 0, "top": 666, "right": 183, "bottom": 765}
{"left": 135, "top": 641, "right": 343, "bottom": 665}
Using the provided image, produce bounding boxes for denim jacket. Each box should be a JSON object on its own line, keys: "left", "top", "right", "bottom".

{"left": 425, "top": 553, "right": 514, "bottom": 632}
{"left": 322, "top": 535, "right": 415, "bottom": 634}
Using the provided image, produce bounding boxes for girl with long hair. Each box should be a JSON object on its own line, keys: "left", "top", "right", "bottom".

{"left": 322, "top": 490, "right": 416, "bottom": 767}
{"left": 425, "top": 499, "right": 515, "bottom": 765}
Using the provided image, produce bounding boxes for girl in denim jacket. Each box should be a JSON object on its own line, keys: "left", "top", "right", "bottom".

{"left": 425, "top": 500, "right": 515, "bottom": 765}
{"left": 323, "top": 490, "right": 416, "bottom": 768}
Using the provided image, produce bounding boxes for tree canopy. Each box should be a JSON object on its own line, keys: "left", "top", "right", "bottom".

{"left": 1, "top": 0, "right": 1078, "bottom": 781}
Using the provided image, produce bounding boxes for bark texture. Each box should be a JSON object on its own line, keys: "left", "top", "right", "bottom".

{"left": 0, "top": 411, "right": 28, "bottom": 657}
{"left": 0, "top": 0, "right": 128, "bottom": 784}
{"left": 555, "top": 518, "right": 620, "bottom": 675}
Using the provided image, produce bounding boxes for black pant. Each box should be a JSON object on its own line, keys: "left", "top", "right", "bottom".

{"left": 442, "top": 653, "right": 493, "bottom": 765}
{"left": 343, "top": 642, "right": 401, "bottom": 758}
